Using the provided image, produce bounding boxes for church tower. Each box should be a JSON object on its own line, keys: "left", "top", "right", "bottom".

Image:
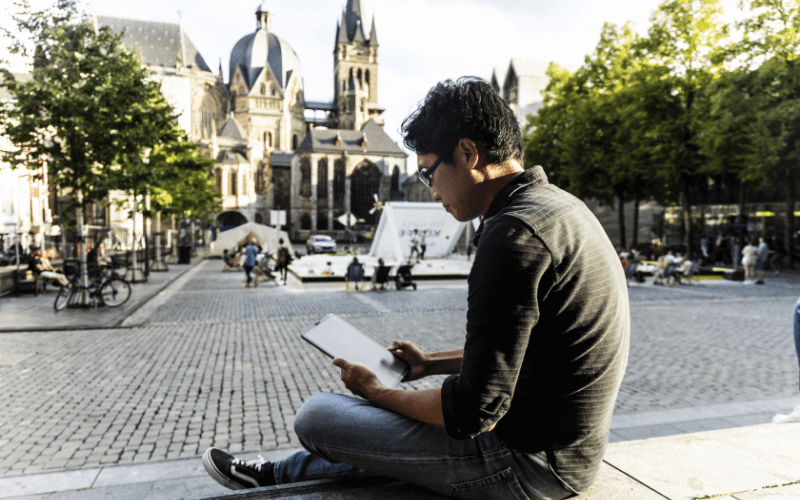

{"left": 333, "top": 0, "right": 383, "bottom": 130}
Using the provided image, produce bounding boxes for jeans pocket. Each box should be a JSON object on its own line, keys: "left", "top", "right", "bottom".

{"left": 449, "top": 467, "right": 530, "bottom": 500}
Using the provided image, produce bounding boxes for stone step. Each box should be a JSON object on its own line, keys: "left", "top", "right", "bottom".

{"left": 189, "top": 462, "right": 663, "bottom": 500}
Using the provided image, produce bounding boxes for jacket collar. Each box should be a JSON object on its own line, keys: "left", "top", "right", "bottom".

{"left": 473, "top": 166, "right": 549, "bottom": 245}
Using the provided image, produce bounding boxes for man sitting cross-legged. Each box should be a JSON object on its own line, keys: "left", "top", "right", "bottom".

{"left": 201, "top": 77, "right": 629, "bottom": 499}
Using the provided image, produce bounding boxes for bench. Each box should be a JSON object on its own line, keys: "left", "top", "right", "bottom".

{"left": 13, "top": 269, "right": 46, "bottom": 296}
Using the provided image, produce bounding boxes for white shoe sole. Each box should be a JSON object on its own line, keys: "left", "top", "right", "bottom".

{"left": 202, "top": 448, "right": 245, "bottom": 490}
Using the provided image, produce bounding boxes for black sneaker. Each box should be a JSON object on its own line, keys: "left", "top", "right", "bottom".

{"left": 202, "top": 447, "right": 276, "bottom": 490}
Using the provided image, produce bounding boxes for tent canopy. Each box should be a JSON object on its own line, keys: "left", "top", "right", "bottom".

{"left": 368, "top": 202, "right": 469, "bottom": 261}
{"left": 209, "top": 222, "right": 294, "bottom": 257}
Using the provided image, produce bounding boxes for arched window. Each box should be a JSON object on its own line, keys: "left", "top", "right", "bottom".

{"left": 215, "top": 169, "right": 222, "bottom": 191}
{"left": 317, "top": 159, "right": 328, "bottom": 198}
{"left": 300, "top": 157, "right": 311, "bottom": 198}
{"left": 334, "top": 159, "right": 345, "bottom": 204}
{"left": 357, "top": 68, "right": 362, "bottom": 87}
{"left": 229, "top": 171, "right": 237, "bottom": 195}
{"left": 365, "top": 70, "right": 370, "bottom": 98}
{"left": 256, "top": 167, "right": 263, "bottom": 194}
{"left": 266, "top": 131, "right": 272, "bottom": 148}
{"left": 317, "top": 211, "right": 328, "bottom": 230}
{"left": 349, "top": 68, "right": 354, "bottom": 89}
{"left": 292, "top": 134, "right": 298, "bottom": 150}
{"left": 300, "top": 212, "right": 311, "bottom": 230}
{"left": 260, "top": 83, "right": 266, "bottom": 95}
{"left": 200, "top": 94, "right": 217, "bottom": 139}
{"left": 391, "top": 166, "right": 399, "bottom": 192}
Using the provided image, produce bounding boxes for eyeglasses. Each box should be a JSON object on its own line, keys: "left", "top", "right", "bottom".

{"left": 417, "top": 156, "right": 443, "bottom": 188}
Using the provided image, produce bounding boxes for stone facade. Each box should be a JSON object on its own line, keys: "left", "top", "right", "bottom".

{"left": 100, "top": 1, "right": 408, "bottom": 240}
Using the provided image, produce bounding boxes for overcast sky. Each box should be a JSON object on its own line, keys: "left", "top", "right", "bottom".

{"left": 2, "top": 0, "right": 741, "bottom": 170}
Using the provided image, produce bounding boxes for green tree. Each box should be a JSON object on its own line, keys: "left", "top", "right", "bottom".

{"left": 639, "top": 0, "right": 729, "bottom": 255}
{"left": 731, "top": 0, "right": 800, "bottom": 266}
{"left": 526, "top": 23, "right": 670, "bottom": 249}
{"left": 0, "top": 0, "right": 173, "bottom": 224}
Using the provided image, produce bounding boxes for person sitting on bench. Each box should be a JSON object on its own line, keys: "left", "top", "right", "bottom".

{"left": 29, "top": 247, "right": 69, "bottom": 287}
{"left": 201, "top": 77, "right": 629, "bottom": 499}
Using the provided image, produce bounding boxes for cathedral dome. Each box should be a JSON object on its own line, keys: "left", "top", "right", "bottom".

{"left": 229, "top": 5, "right": 302, "bottom": 92}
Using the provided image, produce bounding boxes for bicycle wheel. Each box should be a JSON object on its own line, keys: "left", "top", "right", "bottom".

{"left": 99, "top": 277, "right": 131, "bottom": 307}
{"left": 54, "top": 285, "right": 71, "bottom": 311}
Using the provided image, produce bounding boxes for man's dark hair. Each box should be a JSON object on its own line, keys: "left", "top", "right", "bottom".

{"left": 401, "top": 77, "right": 523, "bottom": 165}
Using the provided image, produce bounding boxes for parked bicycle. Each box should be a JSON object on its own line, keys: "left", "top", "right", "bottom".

{"left": 54, "top": 265, "right": 131, "bottom": 311}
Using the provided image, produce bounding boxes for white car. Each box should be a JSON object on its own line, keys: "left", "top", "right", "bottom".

{"left": 306, "top": 235, "right": 336, "bottom": 254}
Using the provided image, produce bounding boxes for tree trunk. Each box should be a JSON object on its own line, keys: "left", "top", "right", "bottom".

{"left": 632, "top": 198, "right": 640, "bottom": 248}
{"left": 682, "top": 181, "right": 693, "bottom": 257}
{"left": 786, "top": 169, "right": 796, "bottom": 270}
{"left": 617, "top": 196, "right": 627, "bottom": 251}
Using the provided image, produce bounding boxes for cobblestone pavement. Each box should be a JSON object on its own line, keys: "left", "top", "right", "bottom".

{"left": 0, "top": 260, "right": 798, "bottom": 478}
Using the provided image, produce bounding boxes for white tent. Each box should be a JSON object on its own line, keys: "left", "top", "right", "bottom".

{"left": 368, "top": 202, "right": 471, "bottom": 261}
{"left": 209, "top": 222, "right": 294, "bottom": 257}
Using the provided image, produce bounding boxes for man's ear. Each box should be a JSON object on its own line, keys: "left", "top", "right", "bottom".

{"left": 457, "top": 138, "right": 479, "bottom": 168}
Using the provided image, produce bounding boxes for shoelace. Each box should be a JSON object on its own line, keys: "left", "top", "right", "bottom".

{"left": 232, "top": 455, "right": 268, "bottom": 472}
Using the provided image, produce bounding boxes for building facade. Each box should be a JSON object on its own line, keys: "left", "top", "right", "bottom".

{"left": 101, "top": 0, "right": 407, "bottom": 241}
{"left": 0, "top": 73, "right": 54, "bottom": 257}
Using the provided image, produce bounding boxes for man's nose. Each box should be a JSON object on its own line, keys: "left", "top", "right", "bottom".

{"left": 430, "top": 186, "right": 440, "bottom": 201}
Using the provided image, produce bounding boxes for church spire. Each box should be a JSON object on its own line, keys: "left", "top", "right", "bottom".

{"left": 368, "top": 15, "right": 378, "bottom": 46}
{"left": 338, "top": 12, "right": 349, "bottom": 43}
{"left": 344, "top": 0, "right": 368, "bottom": 42}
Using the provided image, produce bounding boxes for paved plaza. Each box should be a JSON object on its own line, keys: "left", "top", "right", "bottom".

{"left": 0, "top": 260, "right": 799, "bottom": 498}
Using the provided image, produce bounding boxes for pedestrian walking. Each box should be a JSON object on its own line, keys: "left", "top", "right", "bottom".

{"left": 409, "top": 229, "right": 420, "bottom": 261}
{"left": 741, "top": 238, "right": 758, "bottom": 283}
{"left": 419, "top": 230, "right": 427, "bottom": 260}
{"left": 242, "top": 239, "right": 259, "bottom": 288}
{"left": 276, "top": 239, "right": 291, "bottom": 285}
{"left": 755, "top": 237, "right": 769, "bottom": 285}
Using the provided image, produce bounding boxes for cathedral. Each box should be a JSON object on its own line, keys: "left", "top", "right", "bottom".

{"left": 96, "top": 0, "right": 408, "bottom": 239}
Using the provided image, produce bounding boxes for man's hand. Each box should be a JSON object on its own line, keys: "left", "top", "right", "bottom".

{"left": 388, "top": 341, "right": 427, "bottom": 382}
{"left": 332, "top": 358, "right": 383, "bottom": 400}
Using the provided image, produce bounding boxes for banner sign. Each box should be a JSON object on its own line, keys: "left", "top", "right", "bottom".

{"left": 368, "top": 202, "right": 471, "bottom": 261}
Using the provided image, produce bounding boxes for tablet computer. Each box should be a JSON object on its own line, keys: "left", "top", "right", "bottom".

{"left": 301, "top": 314, "right": 409, "bottom": 388}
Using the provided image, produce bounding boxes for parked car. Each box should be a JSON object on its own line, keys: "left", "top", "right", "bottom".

{"left": 306, "top": 235, "right": 337, "bottom": 254}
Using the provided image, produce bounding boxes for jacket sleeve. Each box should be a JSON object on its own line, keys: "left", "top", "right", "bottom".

{"left": 441, "top": 218, "right": 554, "bottom": 439}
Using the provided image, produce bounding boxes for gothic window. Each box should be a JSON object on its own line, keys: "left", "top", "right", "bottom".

{"left": 215, "top": 169, "right": 222, "bottom": 191}
{"left": 317, "top": 159, "right": 328, "bottom": 198}
{"left": 300, "top": 212, "right": 311, "bottom": 230}
{"left": 229, "top": 171, "right": 237, "bottom": 195}
{"left": 357, "top": 68, "right": 362, "bottom": 87}
{"left": 265, "top": 131, "right": 273, "bottom": 148}
{"left": 391, "top": 166, "right": 399, "bottom": 192}
{"left": 260, "top": 83, "right": 266, "bottom": 95}
{"left": 317, "top": 211, "right": 328, "bottom": 230}
{"left": 300, "top": 158, "right": 311, "bottom": 198}
{"left": 365, "top": 70, "right": 370, "bottom": 98}
{"left": 256, "top": 167, "right": 263, "bottom": 194}
{"left": 349, "top": 68, "right": 354, "bottom": 90}
{"left": 333, "top": 159, "right": 345, "bottom": 204}
{"left": 292, "top": 134, "right": 298, "bottom": 150}
{"left": 200, "top": 94, "right": 217, "bottom": 139}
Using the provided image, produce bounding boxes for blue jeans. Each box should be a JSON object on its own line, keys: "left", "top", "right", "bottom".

{"left": 273, "top": 393, "right": 573, "bottom": 500}
{"left": 795, "top": 297, "right": 800, "bottom": 392}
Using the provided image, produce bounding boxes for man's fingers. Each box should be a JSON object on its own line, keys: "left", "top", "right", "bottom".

{"left": 332, "top": 357, "right": 349, "bottom": 369}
